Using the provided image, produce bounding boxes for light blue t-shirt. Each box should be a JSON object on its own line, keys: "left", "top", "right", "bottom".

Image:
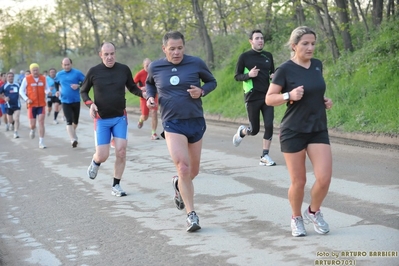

{"left": 55, "top": 68, "right": 85, "bottom": 103}
{"left": 46, "top": 76, "right": 57, "bottom": 96}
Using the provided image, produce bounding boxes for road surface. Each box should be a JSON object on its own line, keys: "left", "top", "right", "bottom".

{"left": 0, "top": 108, "right": 398, "bottom": 266}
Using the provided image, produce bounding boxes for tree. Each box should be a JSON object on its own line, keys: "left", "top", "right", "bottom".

{"left": 335, "top": 0, "right": 354, "bottom": 52}
{"left": 192, "top": 0, "right": 215, "bottom": 69}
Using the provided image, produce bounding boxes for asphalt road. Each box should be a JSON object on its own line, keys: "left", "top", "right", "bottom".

{"left": 0, "top": 107, "right": 398, "bottom": 266}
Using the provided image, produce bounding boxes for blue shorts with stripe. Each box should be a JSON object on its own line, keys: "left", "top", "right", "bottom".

{"left": 94, "top": 115, "right": 128, "bottom": 145}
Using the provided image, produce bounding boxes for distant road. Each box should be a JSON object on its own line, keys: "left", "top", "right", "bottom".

{"left": 0, "top": 108, "right": 398, "bottom": 265}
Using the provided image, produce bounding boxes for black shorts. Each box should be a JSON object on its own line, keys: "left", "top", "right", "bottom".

{"left": 163, "top": 117, "right": 206, "bottom": 143}
{"left": 280, "top": 128, "right": 330, "bottom": 153}
{"left": 47, "top": 96, "right": 61, "bottom": 107}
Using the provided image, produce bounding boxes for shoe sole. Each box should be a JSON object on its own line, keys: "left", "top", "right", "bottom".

{"left": 72, "top": 140, "right": 78, "bottom": 148}
{"left": 259, "top": 162, "right": 277, "bottom": 166}
{"left": 172, "top": 176, "right": 185, "bottom": 210}
{"left": 111, "top": 191, "right": 127, "bottom": 197}
{"left": 187, "top": 223, "right": 201, "bottom": 232}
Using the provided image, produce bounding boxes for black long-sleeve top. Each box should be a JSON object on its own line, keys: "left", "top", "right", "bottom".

{"left": 234, "top": 49, "right": 275, "bottom": 102}
{"left": 80, "top": 62, "right": 143, "bottom": 118}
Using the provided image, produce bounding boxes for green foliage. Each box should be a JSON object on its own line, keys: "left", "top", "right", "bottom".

{"left": 325, "top": 20, "right": 399, "bottom": 134}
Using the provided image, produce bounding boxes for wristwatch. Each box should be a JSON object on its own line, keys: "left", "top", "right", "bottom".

{"left": 283, "top": 92, "right": 290, "bottom": 101}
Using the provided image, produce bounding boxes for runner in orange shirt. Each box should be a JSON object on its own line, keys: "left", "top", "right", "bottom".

{"left": 19, "top": 63, "right": 50, "bottom": 148}
{"left": 134, "top": 58, "right": 160, "bottom": 140}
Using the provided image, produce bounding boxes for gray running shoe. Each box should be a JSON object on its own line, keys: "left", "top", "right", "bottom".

{"left": 186, "top": 211, "right": 201, "bottom": 232}
{"left": 29, "top": 129, "right": 35, "bottom": 139}
{"left": 172, "top": 176, "right": 185, "bottom": 210}
{"left": 5, "top": 124, "right": 9, "bottom": 131}
{"left": 13, "top": 132, "right": 19, "bottom": 139}
{"left": 111, "top": 184, "right": 127, "bottom": 197}
{"left": 87, "top": 161, "right": 100, "bottom": 179}
{"left": 303, "top": 209, "right": 330, "bottom": 234}
{"left": 259, "top": 154, "right": 276, "bottom": 166}
{"left": 10, "top": 124, "right": 14, "bottom": 131}
{"left": 291, "top": 216, "right": 307, "bottom": 237}
{"left": 232, "top": 125, "right": 246, "bottom": 147}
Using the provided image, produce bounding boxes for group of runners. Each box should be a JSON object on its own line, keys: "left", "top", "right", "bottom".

{"left": 1, "top": 26, "right": 334, "bottom": 236}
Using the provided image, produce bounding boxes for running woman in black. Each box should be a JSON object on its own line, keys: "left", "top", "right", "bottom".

{"left": 232, "top": 29, "right": 276, "bottom": 166}
{"left": 266, "top": 26, "right": 333, "bottom": 237}
{"left": 80, "top": 42, "right": 143, "bottom": 197}
{"left": 146, "top": 31, "right": 217, "bottom": 232}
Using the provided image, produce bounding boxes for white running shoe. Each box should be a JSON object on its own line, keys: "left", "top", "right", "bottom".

{"left": 232, "top": 125, "right": 246, "bottom": 147}
{"left": 112, "top": 184, "right": 127, "bottom": 197}
{"left": 29, "top": 129, "right": 35, "bottom": 139}
{"left": 303, "top": 208, "right": 330, "bottom": 234}
{"left": 291, "top": 216, "right": 307, "bottom": 237}
{"left": 39, "top": 142, "right": 46, "bottom": 149}
{"left": 186, "top": 211, "right": 201, "bottom": 232}
{"left": 259, "top": 154, "right": 276, "bottom": 166}
{"left": 87, "top": 161, "right": 100, "bottom": 179}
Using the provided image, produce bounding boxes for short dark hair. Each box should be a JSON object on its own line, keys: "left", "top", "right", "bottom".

{"left": 162, "top": 31, "right": 185, "bottom": 46}
{"left": 249, "top": 29, "right": 263, "bottom": 40}
{"left": 49, "top": 67, "right": 57, "bottom": 72}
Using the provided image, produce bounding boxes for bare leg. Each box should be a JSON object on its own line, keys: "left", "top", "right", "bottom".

{"left": 283, "top": 149, "right": 307, "bottom": 217}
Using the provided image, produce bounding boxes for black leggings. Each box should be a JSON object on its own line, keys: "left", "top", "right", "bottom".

{"left": 62, "top": 102, "right": 80, "bottom": 125}
{"left": 245, "top": 99, "right": 274, "bottom": 140}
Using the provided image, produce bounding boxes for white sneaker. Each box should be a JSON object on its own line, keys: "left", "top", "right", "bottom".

{"left": 53, "top": 120, "right": 59, "bottom": 124}
{"left": 259, "top": 154, "right": 276, "bottom": 166}
{"left": 111, "top": 184, "right": 126, "bottom": 197}
{"left": 291, "top": 216, "right": 307, "bottom": 237}
{"left": 87, "top": 161, "right": 100, "bottom": 179}
{"left": 29, "top": 129, "right": 35, "bottom": 139}
{"left": 13, "top": 132, "right": 19, "bottom": 139}
{"left": 232, "top": 125, "right": 246, "bottom": 147}
{"left": 39, "top": 142, "right": 46, "bottom": 149}
{"left": 303, "top": 208, "right": 330, "bottom": 234}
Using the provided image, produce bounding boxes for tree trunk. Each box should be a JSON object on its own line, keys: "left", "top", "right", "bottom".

{"left": 192, "top": 0, "right": 215, "bottom": 69}
{"left": 335, "top": 0, "right": 354, "bottom": 52}
{"left": 348, "top": 0, "right": 360, "bottom": 21}
{"left": 82, "top": 0, "right": 101, "bottom": 53}
{"left": 356, "top": 0, "right": 370, "bottom": 36}
{"left": 372, "top": 0, "right": 384, "bottom": 26}
{"left": 264, "top": 0, "right": 274, "bottom": 42}
{"left": 320, "top": 0, "right": 339, "bottom": 62}
{"left": 293, "top": 0, "right": 306, "bottom": 26}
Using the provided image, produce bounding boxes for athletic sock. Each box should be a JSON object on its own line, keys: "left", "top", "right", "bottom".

{"left": 308, "top": 205, "right": 317, "bottom": 214}
{"left": 92, "top": 160, "right": 101, "bottom": 166}
{"left": 113, "top": 178, "right": 121, "bottom": 187}
{"left": 262, "top": 149, "right": 269, "bottom": 157}
{"left": 239, "top": 128, "right": 246, "bottom": 138}
{"left": 54, "top": 111, "right": 59, "bottom": 120}
{"left": 151, "top": 130, "right": 156, "bottom": 134}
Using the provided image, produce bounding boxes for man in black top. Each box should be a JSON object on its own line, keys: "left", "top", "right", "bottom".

{"left": 80, "top": 42, "right": 143, "bottom": 197}
{"left": 232, "top": 29, "right": 276, "bottom": 166}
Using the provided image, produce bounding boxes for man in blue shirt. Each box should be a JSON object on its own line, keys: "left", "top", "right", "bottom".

{"left": 55, "top": 58, "right": 85, "bottom": 148}
{"left": 0, "top": 72, "right": 21, "bottom": 138}
{"left": 146, "top": 31, "right": 217, "bottom": 232}
{"left": 46, "top": 68, "right": 62, "bottom": 123}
